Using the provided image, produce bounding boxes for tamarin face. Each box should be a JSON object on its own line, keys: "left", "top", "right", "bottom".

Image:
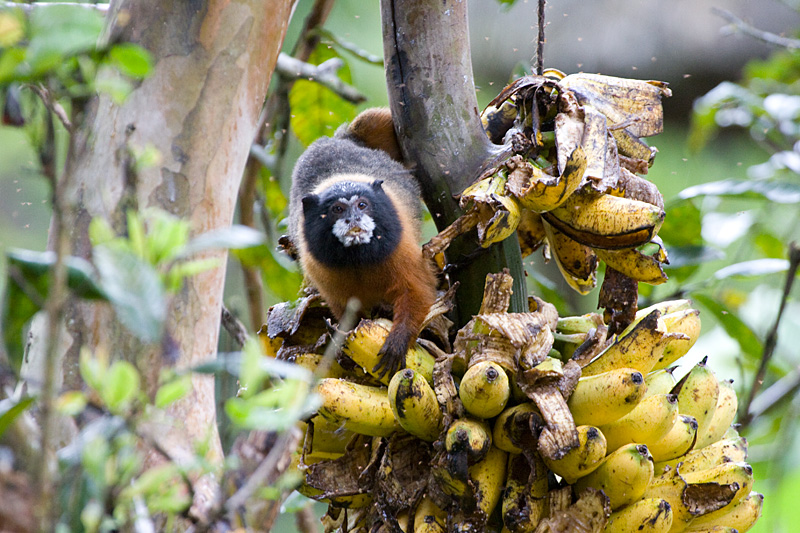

{"left": 302, "top": 178, "right": 401, "bottom": 268}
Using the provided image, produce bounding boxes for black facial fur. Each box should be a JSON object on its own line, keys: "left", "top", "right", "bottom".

{"left": 302, "top": 180, "right": 401, "bottom": 268}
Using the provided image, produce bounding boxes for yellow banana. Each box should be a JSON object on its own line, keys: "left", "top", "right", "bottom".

{"left": 543, "top": 218, "right": 598, "bottom": 295}
{"left": 542, "top": 190, "right": 665, "bottom": 250}
{"left": 508, "top": 146, "right": 587, "bottom": 212}
{"left": 682, "top": 462, "right": 753, "bottom": 509}
{"left": 389, "top": 368, "right": 443, "bottom": 442}
{"left": 673, "top": 358, "right": 719, "bottom": 447}
{"left": 654, "top": 436, "right": 748, "bottom": 477}
{"left": 631, "top": 299, "right": 693, "bottom": 328}
{"left": 599, "top": 393, "right": 679, "bottom": 453}
{"left": 594, "top": 246, "right": 668, "bottom": 285}
{"left": 568, "top": 368, "right": 647, "bottom": 426}
{"left": 642, "top": 469, "right": 693, "bottom": 532}
{"left": 414, "top": 495, "right": 447, "bottom": 533}
{"left": 460, "top": 170, "right": 522, "bottom": 248}
{"left": 581, "top": 310, "right": 674, "bottom": 377}
{"left": 653, "top": 309, "right": 701, "bottom": 371}
{"left": 493, "top": 402, "right": 541, "bottom": 454}
{"left": 481, "top": 99, "right": 517, "bottom": 144}
{"left": 647, "top": 414, "right": 698, "bottom": 462}
{"left": 540, "top": 425, "right": 607, "bottom": 483}
{"left": 302, "top": 415, "right": 357, "bottom": 458}
{"left": 687, "top": 492, "right": 762, "bottom": 532}
{"left": 573, "top": 443, "right": 654, "bottom": 510}
{"left": 459, "top": 361, "right": 511, "bottom": 419}
{"left": 446, "top": 418, "right": 492, "bottom": 462}
{"left": 502, "top": 453, "right": 549, "bottom": 532}
{"left": 343, "top": 318, "right": 435, "bottom": 385}
{"left": 518, "top": 209, "right": 547, "bottom": 258}
{"left": 316, "top": 378, "right": 401, "bottom": 437}
{"left": 695, "top": 379, "right": 737, "bottom": 449}
{"left": 611, "top": 127, "right": 657, "bottom": 164}
{"left": 469, "top": 445, "right": 508, "bottom": 520}
{"left": 683, "top": 527, "right": 737, "bottom": 533}
{"left": 644, "top": 367, "right": 678, "bottom": 399}
{"left": 605, "top": 498, "right": 673, "bottom": 533}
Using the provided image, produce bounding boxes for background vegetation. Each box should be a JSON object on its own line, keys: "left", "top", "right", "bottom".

{"left": 1, "top": 0, "right": 799, "bottom": 531}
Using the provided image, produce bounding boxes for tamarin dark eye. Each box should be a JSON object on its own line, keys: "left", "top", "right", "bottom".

{"left": 358, "top": 201, "right": 368, "bottom": 210}
{"left": 332, "top": 205, "right": 344, "bottom": 214}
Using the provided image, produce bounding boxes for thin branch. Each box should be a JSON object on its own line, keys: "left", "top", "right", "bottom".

{"left": 713, "top": 7, "right": 800, "bottom": 49}
{"left": 746, "top": 364, "right": 800, "bottom": 421}
{"left": 223, "top": 427, "right": 302, "bottom": 514}
{"left": 741, "top": 241, "right": 800, "bottom": 427}
{"left": 312, "top": 27, "right": 384, "bottom": 66}
{"left": 534, "top": 0, "right": 547, "bottom": 75}
{"left": 0, "top": 2, "right": 108, "bottom": 13}
{"left": 275, "top": 53, "right": 367, "bottom": 104}
{"left": 221, "top": 304, "right": 249, "bottom": 349}
{"left": 29, "top": 84, "right": 73, "bottom": 132}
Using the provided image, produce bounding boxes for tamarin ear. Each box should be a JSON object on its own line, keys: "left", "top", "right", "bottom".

{"left": 372, "top": 179, "right": 385, "bottom": 192}
{"left": 302, "top": 194, "right": 320, "bottom": 213}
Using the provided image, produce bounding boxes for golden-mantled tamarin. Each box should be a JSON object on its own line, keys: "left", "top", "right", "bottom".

{"left": 289, "top": 108, "right": 438, "bottom": 378}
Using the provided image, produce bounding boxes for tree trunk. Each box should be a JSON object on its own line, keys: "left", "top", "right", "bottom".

{"left": 381, "top": 0, "right": 527, "bottom": 324}
{"left": 22, "top": 0, "right": 296, "bottom": 510}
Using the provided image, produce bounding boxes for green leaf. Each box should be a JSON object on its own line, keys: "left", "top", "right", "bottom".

{"left": 26, "top": 5, "right": 105, "bottom": 76}
{"left": 692, "top": 292, "right": 763, "bottom": 359}
{"left": 660, "top": 199, "right": 703, "bottom": 246}
{"left": 108, "top": 43, "right": 153, "bottom": 79}
{"left": 233, "top": 244, "right": 303, "bottom": 302}
{"left": 181, "top": 225, "right": 266, "bottom": 257}
{"left": 713, "top": 258, "right": 789, "bottom": 280}
{"left": 679, "top": 179, "right": 800, "bottom": 204}
{"left": 0, "top": 397, "right": 34, "bottom": 438}
{"left": 2, "top": 249, "right": 106, "bottom": 372}
{"left": 56, "top": 391, "right": 88, "bottom": 416}
{"left": 79, "top": 347, "right": 107, "bottom": 393}
{"left": 288, "top": 44, "right": 356, "bottom": 146}
{"left": 93, "top": 246, "right": 166, "bottom": 343}
{"left": 154, "top": 374, "right": 193, "bottom": 408}
{"left": 100, "top": 360, "right": 140, "bottom": 412}
{"left": 0, "top": 48, "right": 26, "bottom": 84}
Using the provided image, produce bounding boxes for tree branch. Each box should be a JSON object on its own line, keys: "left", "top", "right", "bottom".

{"left": 741, "top": 241, "right": 800, "bottom": 427}
{"left": 275, "top": 53, "right": 367, "bottom": 104}
{"left": 713, "top": 7, "right": 800, "bottom": 49}
{"left": 381, "top": 0, "right": 528, "bottom": 325}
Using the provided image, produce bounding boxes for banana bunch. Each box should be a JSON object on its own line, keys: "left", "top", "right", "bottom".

{"left": 264, "top": 70, "right": 761, "bottom": 532}
{"left": 260, "top": 273, "right": 760, "bottom": 533}
{"left": 467, "top": 73, "right": 671, "bottom": 302}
